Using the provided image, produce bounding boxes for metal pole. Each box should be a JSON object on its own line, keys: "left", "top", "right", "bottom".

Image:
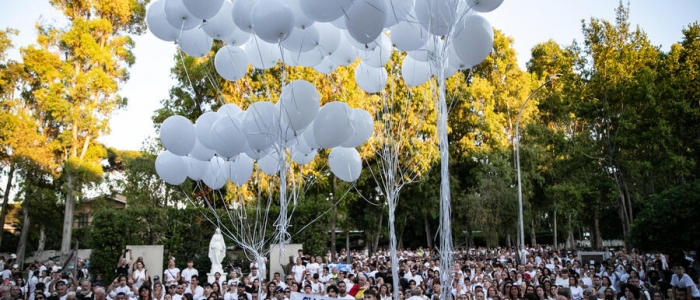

{"left": 516, "top": 74, "right": 561, "bottom": 250}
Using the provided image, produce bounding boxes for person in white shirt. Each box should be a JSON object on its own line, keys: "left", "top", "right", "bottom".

{"left": 670, "top": 264, "right": 700, "bottom": 300}
{"left": 291, "top": 258, "right": 306, "bottom": 284}
{"left": 185, "top": 276, "right": 204, "bottom": 300}
{"left": 555, "top": 269, "right": 571, "bottom": 288}
{"left": 182, "top": 260, "right": 199, "bottom": 284}
{"left": 336, "top": 282, "right": 355, "bottom": 300}
{"left": 306, "top": 257, "right": 321, "bottom": 276}
{"left": 164, "top": 259, "right": 181, "bottom": 287}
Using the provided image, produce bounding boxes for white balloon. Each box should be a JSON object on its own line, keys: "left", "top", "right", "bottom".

{"left": 313, "top": 56, "right": 338, "bottom": 74}
{"left": 329, "top": 147, "right": 362, "bottom": 182}
{"left": 432, "top": 59, "right": 459, "bottom": 79}
{"left": 211, "top": 113, "right": 247, "bottom": 158}
{"left": 227, "top": 153, "right": 254, "bottom": 186}
{"left": 218, "top": 103, "right": 243, "bottom": 116}
{"left": 452, "top": 14, "right": 494, "bottom": 68}
{"left": 282, "top": 48, "right": 323, "bottom": 67}
{"left": 359, "top": 34, "right": 391, "bottom": 68}
{"left": 466, "top": 0, "right": 504, "bottom": 13}
{"left": 401, "top": 55, "right": 432, "bottom": 87}
{"left": 186, "top": 156, "right": 209, "bottom": 180}
{"left": 287, "top": 0, "right": 314, "bottom": 28}
{"left": 189, "top": 139, "right": 216, "bottom": 161}
{"left": 329, "top": 35, "right": 358, "bottom": 66}
{"left": 257, "top": 151, "right": 280, "bottom": 175}
{"left": 290, "top": 134, "right": 313, "bottom": 155}
{"left": 251, "top": 0, "right": 295, "bottom": 43}
{"left": 355, "top": 62, "right": 388, "bottom": 94}
{"left": 344, "top": 0, "right": 387, "bottom": 44}
{"left": 243, "top": 101, "right": 279, "bottom": 151}
{"left": 195, "top": 112, "right": 220, "bottom": 149}
{"left": 383, "top": 0, "right": 414, "bottom": 28}
{"left": 215, "top": 45, "right": 249, "bottom": 81}
{"left": 299, "top": 0, "right": 353, "bottom": 22}
{"left": 178, "top": 27, "right": 213, "bottom": 57}
{"left": 155, "top": 151, "right": 188, "bottom": 185}
{"left": 302, "top": 121, "right": 320, "bottom": 149}
{"left": 164, "top": 0, "right": 202, "bottom": 30}
{"left": 280, "top": 80, "right": 320, "bottom": 132}
{"left": 391, "top": 20, "right": 429, "bottom": 52}
{"left": 202, "top": 0, "right": 236, "bottom": 40}
{"left": 447, "top": 44, "right": 470, "bottom": 70}
{"left": 147, "top": 0, "right": 180, "bottom": 42}
{"left": 341, "top": 108, "right": 374, "bottom": 147}
{"left": 232, "top": 0, "right": 256, "bottom": 33}
{"left": 222, "top": 24, "right": 252, "bottom": 46}
{"left": 313, "top": 102, "right": 354, "bottom": 149}
{"left": 203, "top": 156, "right": 228, "bottom": 190}
{"left": 407, "top": 38, "right": 442, "bottom": 62}
{"left": 292, "top": 149, "right": 317, "bottom": 165}
{"left": 161, "top": 115, "right": 196, "bottom": 156}
{"left": 316, "top": 22, "right": 341, "bottom": 55}
{"left": 330, "top": 15, "right": 347, "bottom": 30}
{"left": 183, "top": 0, "right": 224, "bottom": 20}
{"left": 281, "top": 25, "right": 320, "bottom": 53}
{"left": 344, "top": 30, "right": 380, "bottom": 51}
{"left": 414, "top": 0, "right": 457, "bottom": 36}
{"left": 244, "top": 37, "right": 281, "bottom": 70}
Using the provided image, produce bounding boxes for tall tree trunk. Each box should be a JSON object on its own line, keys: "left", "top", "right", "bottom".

{"left": 424, "top": 212, "right": 433, "bottom": 249}
{"left": 566, "top": 215, "right": 575, "bottom": 249}
{"left": 16, "top": 204, "right": 30, "bottom": 269}
{"left": 593, "top": 211, "right": 602, "bottom": 250}
{"left": 35, "top": 226, "right": 46, "bottom": 261}
{"left": 506, "top": 233, "right": 512, "bottom": 248}
{"left": 345, "top": 196, "right": 350, "bottom": 264}
{"left": 60, "top": 173, "right": 75, "bottom": 263}
{"left": 330, "top": 178, "right": 337, "bottom": 262}
{"left": 553, "top": 203, "right": 558, "bottom": 251}
{"left": 611, "top": 167, "right": 632, "bottom": 250}
{"left": 0, "top": 163, "right": 16, "bottom": 249}
{"left": 530, "top": 218, "right": 537, "bottom": 247}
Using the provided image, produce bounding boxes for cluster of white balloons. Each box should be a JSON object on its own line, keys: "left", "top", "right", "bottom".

{"left": 146, "top": 0, "right": 502, "bottom": 93}
{"left": 155, "top": 80, "right": 374, "bottom": 188}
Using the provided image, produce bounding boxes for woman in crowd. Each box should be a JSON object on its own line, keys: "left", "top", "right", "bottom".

{"left": 507, "top": 285, "right": 521, "bottom": 300}
{"left": 138, "top": 285, "right": 153, "bottom": 300}
{"left": 379, "top": 284, "right": 392, "bottom": 300}
{"left": 152, "top": 282, "right": 164, "bottom": 300}
{"left": 569, "top": 277, "right": 583, "bottom": 300}
{"left": 132, "top": 260, "right": 149, "bottom": 290}
{"left": 535, "top": 286, "right": 548, "bottom": 300}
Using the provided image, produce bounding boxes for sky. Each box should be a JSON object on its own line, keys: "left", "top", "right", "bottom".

{"left": 1, "top": 0, "right": 699, "bottom": 151}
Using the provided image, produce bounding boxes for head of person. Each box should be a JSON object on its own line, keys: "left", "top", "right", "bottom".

{"left": 191, "top": 276, "right": 199, "bottom": 286}
{"left": 94, "top": 287, "right": 106, "bottom": 300}
{"left": 623, "top": 284, "right": 640, "bottom": 300}
{"left": 115, "top": 292, "right": 127, "bottom": 300}
{"left": 56, "top": 282, "right": 68, "bottom": 296}
{"left": 139, "top": 286, "right": 152, "bottom": 299}
{"left": 326, "top": 285, "right": 339, "bottom": 298}
{"left": 364, "top": 289, "right": 378, "bottom": 300}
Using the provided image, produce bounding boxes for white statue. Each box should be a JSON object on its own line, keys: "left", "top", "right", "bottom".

{"left": 209, "top": 228, "right": 226, "bottom": 273}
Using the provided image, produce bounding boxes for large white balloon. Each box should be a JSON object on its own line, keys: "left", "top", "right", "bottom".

{"left": 414, "top": 0, "right": 457, "bottom": 36}
{"left": 383, "top": 0, "right": 414, "bottom": 28}
{"left": 232, "top": 0, "right": 256, "bottom": 33}
{"left": 156, "top": 151, "right": 188, "bottom": 185}
{"left": 299, "top": 0, "right": 353, "bottom": 22}
{"left": 329, "top": 35, "right": 358, "bottom": 66}
{"left": 202, "top": 0, "right": 236, "bottom": 40}
{"left": 407, "top": 38, "right": 443, "bottom": 62}
{"left": 186, "top": 156, "right": 209, "bottom": 180}
{"left": 282, "top": 48, "right": 323, "bottom": 67}
{"left": 391, "top": 20, "right": 429, "bottom": 52}
{"left": 401, "top": 55, "right": 432, "bottom": 87}
{"left": 178, "top": 27, "right": 213, "bottom": 57}
{"left": 227, "top": 153, "right": 254, "bottom": 186}
{"left": 316, "top": 22, "right": 342, "bottom": 55}
{"left": 203, "top": 156, "right": 228, "bottom": 190}
{"left": 358, "top": 34, "right": 391, "bottom": 68}
{"left": 218, "top": 103, "right": 243, "bottom": 116}
{"left": 251, "top": 0, "right": 295, "bottom": 43}
{"left": 281, "top": 25, "right": 320, "bottom": 53}
{"left": 161, "top": 115, "right": 196, "bottom": 156}
{"left": 344, "top": 0, "right": 387, "bottom": 44}
{"left": 215, "top": 45, "right": 249, "bottom": 81}
{"left": 147, "top": 0, "right": 180, "bottom": 42}
{"left": 195, "top": 111, "right": 221, "bottom": 149}
{"left": 329, "top": 147, "right": 362, "bottom": 182}
{"left": 452, "top": 14, "right": 494, "bottom": 68}
{"left": 354, "top": 62, "right": 388, "bottom": 94}
{"left": 244, "top": 37, "right": 281, "bottom": 70}
{"left": 313, "top": 56, "right": 338, "bottom": 74}
{"left": 211, "top": 113, "right": 247, "bottom": 158}
{"left": 302, "top": 121, "right": 320, "bottom": 149}
{"left": 341, "top": 108, "right": 374, "bottom": 147}
{"left": 189, "top": 139, "right": 216, "bottom": 161}
{"left": 222, "top": 25, "right": 252, "bottom": 46}
{"left": 313, "top": 102, "right": 354, "bottom": 149}
{"left": 280, "top": 80, "right": 320, "bottom": 131}
{"left": 287, "top": 0, "right": 314, "bottom": 28}
{"left": 164, "top": 0, "right": 202, "bottom": 30}
{"left": 467, "top": 0, "right": 504, "bottom": 13}
{"left": 183, "top": 0, "right": 224, "bottom": 20}
{"left": 257, "top": 151, "right": 280, "bottom": 175}
{"left": 243, "top": 101, "right": 279, "bottom": 151}
{"left": 344, "top": 30, "right": 380, "bottom": 51}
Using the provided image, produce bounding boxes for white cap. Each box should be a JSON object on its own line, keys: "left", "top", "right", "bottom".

{"left": 10, "top": 254, "right": 16, "bottom": 259}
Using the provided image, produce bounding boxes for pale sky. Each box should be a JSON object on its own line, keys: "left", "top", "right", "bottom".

{"left": 1, "top": 0, "right": 699, "bottom": 151}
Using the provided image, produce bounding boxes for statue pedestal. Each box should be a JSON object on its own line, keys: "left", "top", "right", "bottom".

{"left": 207, "top": 272, "right": 226, "bottom": 284}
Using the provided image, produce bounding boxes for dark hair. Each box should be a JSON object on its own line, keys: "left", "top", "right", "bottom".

{"left": 364, "top": 289, "right": 378, "bottom": 299}
{"left": 326, "top": 285, "right": 339, "bottom": 294}
{"left": 622, "top": 284, "right": 640, "bottom": 300}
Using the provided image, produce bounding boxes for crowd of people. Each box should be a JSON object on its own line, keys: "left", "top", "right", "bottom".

{"left": 0, "top": 245, "right": 698, "bottom": 300}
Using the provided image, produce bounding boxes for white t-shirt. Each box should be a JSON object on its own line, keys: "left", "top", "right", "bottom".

{"left": 292, "top": 265, "right": 306, "bottom": 283}
{"left": 307, "top": 263, "right": 321, "bottom": 275}
{"left": 671, "top": 273, "right": 700, "bottom": 298}
{"left": 182, "top": 268, "right": 199, "bottom": 283}
{"left": 165, "top": 268, "right": 181, "bottom": 284}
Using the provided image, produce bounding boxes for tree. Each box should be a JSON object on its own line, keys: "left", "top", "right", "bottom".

{"left": 19, "top": 0, "right": 149, "bottom": 260}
